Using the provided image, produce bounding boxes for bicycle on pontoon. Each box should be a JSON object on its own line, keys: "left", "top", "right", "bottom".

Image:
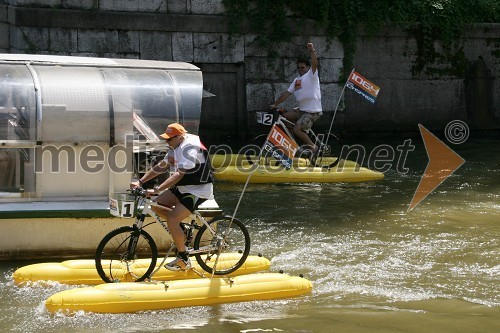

{"left": 246, "top": 108, "right": 342, "bottom": 169}
{"left": 95, "top": 187, "right": 251, "bottom": 283}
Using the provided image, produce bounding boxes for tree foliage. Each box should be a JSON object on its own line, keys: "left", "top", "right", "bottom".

{"left": 223, "top": 0, "right": 500, "bottom": 79}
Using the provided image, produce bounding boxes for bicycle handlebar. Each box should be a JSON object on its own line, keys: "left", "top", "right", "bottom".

{"left": 269, "top": 106, "right": 286, "bottom": 114}
{"left": 128, "top": 187, "right": 147, "bottom": 197}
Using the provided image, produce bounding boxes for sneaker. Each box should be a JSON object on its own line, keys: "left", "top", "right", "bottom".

{"left": 165, "top": 256, "right": 192, "bottom": 271}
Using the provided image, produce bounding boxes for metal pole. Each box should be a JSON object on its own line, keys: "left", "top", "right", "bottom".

{"left": 327, "top": 68, "right": 354, "bottom": 136}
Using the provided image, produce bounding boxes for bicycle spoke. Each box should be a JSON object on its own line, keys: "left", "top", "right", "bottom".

{"left": 193, "top": 216, "right": 250, "bottom": 275}
{"left": 95, "top": 226, "right": 157, "bottom": 283}
{"left": 313, "top": 132, "right": 342, "bottom": 168}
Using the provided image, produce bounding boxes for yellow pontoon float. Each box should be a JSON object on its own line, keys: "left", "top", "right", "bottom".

{"left": 210, "top": 154, "right": 384, "bottom": 183}
{"left": 13, "top": 254, "right": 270, "bottom": 285}
{"left": 45, "top": 273, "right": 312, "bottom": 314}
{"left": 214, "top": 165, "right": 384, "bottom": 183}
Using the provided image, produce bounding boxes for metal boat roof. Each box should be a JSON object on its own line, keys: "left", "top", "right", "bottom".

{"left": 0, "top": 54, "right": 200, "bottom": 71}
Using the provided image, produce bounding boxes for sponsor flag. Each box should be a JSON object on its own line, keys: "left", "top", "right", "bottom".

{"left": 346, "top": 70, "right": 380, "bottom": 104}
{"left": 262, "top": 124, "right": 299, "bottom": 169}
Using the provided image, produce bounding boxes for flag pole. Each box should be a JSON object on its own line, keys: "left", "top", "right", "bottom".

{"left": 211, "top": 140, "right": 264, "bottom": 277}
{"left": 230, "top": 160, "right": 255, "bottom": 220}
{"left": 327, "top": 68, "right": 355, "bottom": 136}
{"left": 230, "top": 135, "right": 268, "bottom": 220}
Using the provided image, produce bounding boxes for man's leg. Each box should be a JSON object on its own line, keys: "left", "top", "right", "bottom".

{"left": 164, "top": 203, "right": 193, "bottom": 272}
{"left": 295, "top": 112, "right": 321, "bottom": 151}
{"left": 294, "top": 122, "right": 315, "bottom": 149}
{"left": 284, "top": 109, "right": 314, "bottom": 147}
{"left": 154, "top": 190, "right": 195, "bottom": 271}
{"left": 165, "top": 204, "right": 191, "bottom": 253}
{"left": 151, "top": 190, "right": 176, "bottom": 219}
{"left": 153, "top": 190, "right": 191, "bottom": 253}
{"left": 283, "top": 109, "right": 299, "bottom": 121}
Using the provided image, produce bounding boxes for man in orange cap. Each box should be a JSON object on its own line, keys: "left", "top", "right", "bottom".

{"left": 131, "top": 122, "right": 213, "bottom": 271}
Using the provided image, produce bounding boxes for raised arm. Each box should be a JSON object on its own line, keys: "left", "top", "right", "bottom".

{"left": 307, "top": 42, "right": 318, "bottom": 74}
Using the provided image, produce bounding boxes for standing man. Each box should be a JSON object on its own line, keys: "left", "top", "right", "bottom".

{"left": 271, "top": 42, "right": 322, "bottom": 153}
{"left": 131, "top": 123, "right": 213, "bottom": 271}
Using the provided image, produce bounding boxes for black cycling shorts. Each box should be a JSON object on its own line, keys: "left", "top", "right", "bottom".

{"left": 171, "top": 187, "right": 207, "bottom": 212}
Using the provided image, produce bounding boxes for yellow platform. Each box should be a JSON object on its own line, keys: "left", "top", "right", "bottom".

{"left": 45, "top": 273, "right": 312, "bottom": 314}
{"left": 13, "top": 254, "right": 270, "bottom": 285}
{"left": 214, "top": 164, "right": 384, "bottom": 183}
{"left": 210, "top": 153, "right": 358, "bottom": 168}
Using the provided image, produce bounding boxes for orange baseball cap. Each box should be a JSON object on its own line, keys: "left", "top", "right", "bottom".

{"left": 160, "top": 123, "right": 187, "bottom": 139}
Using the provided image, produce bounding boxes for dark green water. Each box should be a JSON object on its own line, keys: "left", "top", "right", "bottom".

{"left": 0, "top": 137, "right": 499, "bottom": 332}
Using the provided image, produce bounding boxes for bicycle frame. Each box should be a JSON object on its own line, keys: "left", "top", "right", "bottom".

{"left": 272, "top": 113, "right": 325, "bottom": 149}
{"left": 262, "top": 111, "right": 329, "bottom": 162}
{"left": 97, "top": 189, "right": 251, "bottom": 282}
{"left": 131, "top": 195, "right": 220, "bottom": 276}
{"left": 252, "top": 109, "right": 342, "bottom": 169}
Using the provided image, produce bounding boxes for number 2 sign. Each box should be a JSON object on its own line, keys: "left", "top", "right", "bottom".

{"left": 256, "top": 112, "right": 273, "bottom": 125}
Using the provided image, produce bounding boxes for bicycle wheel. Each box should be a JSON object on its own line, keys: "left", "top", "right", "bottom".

{"left": 193, "top": 215, "right": 250, "bottom": 275}
{"left": 313, "top": 132, "right": 342, "bottom": 168}
{"left": 95, "top": 226, "right": 158, "bottom": 283}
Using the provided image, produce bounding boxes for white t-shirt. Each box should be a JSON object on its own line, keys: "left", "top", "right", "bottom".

{"left": 165, "top": 134, "right": 213, "bottom": 199}
{"left": 287, "top": 68, "right": 322, "bottom": 112}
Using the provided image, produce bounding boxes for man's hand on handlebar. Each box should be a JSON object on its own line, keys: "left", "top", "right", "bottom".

{"left": 130, "top": 179, "right": 162, "bottom": 197}
{"left": 146, "top": 187, "right": 159, "bottom": 197}
{"left": 269, "top": 105, "right": 287, "bottom": 116}
{"left": 128, "top": 186, "right": 159, "bottom": 198}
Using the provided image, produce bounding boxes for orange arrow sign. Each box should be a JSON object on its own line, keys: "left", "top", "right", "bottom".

{"left": 408, "top": 124, "right": 465, "bottom": 210}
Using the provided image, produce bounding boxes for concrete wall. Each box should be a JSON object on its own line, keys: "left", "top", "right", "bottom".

{"left": 345, "top": 25, "right": 500, "bottom": 136}
{"left": 1, "top": 0, "right": 499, "bottom": 140}
{"left": 0, "top": 3, "right": 8, "bottom": 51}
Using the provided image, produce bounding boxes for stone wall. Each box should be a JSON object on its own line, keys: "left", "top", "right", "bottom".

{"left": 1, "top": 0, "right": 499, "bottom": 140}
{"left": 346, "top": 25, "right": 500, "bottom": 136}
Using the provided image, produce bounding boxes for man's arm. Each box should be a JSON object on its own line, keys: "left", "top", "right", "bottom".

{"left": 271, "top": 91, "right": 292, "bottom": 108}
{"left": 154, "top": 169, "right": 185, "bottom": 192}
{"left": 142, "top": 160, "right": 169, "bottom": 182}
{"left": 307, "top": 42, "right": 318, "bottom": 74}
{"left": 131, "top": 159, "right": 169, "bottom": 188}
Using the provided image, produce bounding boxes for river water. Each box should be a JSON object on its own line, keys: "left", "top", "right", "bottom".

{"left": 0, "top": 136, "right": 499, "bottom": 333}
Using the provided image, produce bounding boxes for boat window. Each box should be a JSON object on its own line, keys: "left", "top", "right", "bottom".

{"left": 0, "top": 64, "right": 36, "bottom": 197}
{"left": 0, "top": 60, "right": 203, "bottom": 200}
{"left": 34, "top": 66, "right": 111, "bottom": 143}
{"left": 110, "top": 68, "right": 181, "bottom": 136}
{"left": 0, "top": 64, "right": 35, "bottom": 141}
{"left": 104, "top": 68, "right": 202, "bottom": 136}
